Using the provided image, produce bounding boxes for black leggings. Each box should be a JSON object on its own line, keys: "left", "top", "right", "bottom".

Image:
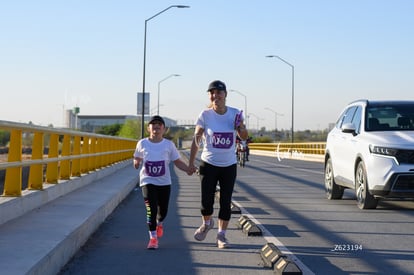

{"left": 141, "top": 184, "right": 171, "bottom": 231}
{"left": 198, "top": 161, "right": 237, "bottom": 221}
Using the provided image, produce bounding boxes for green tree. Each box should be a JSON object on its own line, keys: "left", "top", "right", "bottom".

{"left": 0, "top": 130, "right": 10, "bottom": 146}
{"left": 167, "top": 127, "right": 194, "bottom": 147}
{"left": 97, "top": 123, "right": 122, "bottom": 136}
{"left": 118, "top": 119, "right": 141, "bottom": 139}
{"left": 252, "top": 135, "right": 273, "bottom": 143}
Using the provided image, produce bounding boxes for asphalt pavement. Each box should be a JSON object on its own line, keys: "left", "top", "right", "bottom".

{"left": 58, "top": 157, "right": 276, "bottom": 275}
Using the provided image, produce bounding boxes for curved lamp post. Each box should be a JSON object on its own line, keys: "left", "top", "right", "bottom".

{"left": 249, "top": 113, "right": 264, "bottom": 131}
{"left": 141, "top": 5, "right": 190, "bottom": 138}
{"left": 151, "top": 104, "right": 164, "bottom": 115}
{"left": 229, "top": 89, "right": 248, "bottom": 128}
{"left": 266, "top": 55, "right": 295, "bottom": 143}
{"left": 265, "top": 107, "right": 283, "bottom": 141}
{"left": 157, "top": 74, "right": 180, "bottom": 115}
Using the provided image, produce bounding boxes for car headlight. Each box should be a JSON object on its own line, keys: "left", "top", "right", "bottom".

{"left": 369, "top": 145, "right": 398, "bottom": 156}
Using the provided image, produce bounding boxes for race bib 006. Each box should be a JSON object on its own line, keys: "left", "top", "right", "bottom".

{"left": 210, "top": 132, "right": 233, "bottom": 149}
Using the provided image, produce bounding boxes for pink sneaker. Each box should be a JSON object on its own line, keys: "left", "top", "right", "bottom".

{"left": 156, "top": 224, "right": 163, "bottom": 238}
{"left": 147, "top": 238, "right": 158, "bottom": 249}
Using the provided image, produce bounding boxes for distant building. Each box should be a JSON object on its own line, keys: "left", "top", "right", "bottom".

{"left": 65, "top": 110, "right": 177, "bottom": 132}
{"left": 77, "top": 115, "right": 138, "bottom": 132}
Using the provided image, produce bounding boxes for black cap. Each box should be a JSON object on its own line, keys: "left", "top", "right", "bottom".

{"left": 149, "top": 115, "right": 165, "bottom": 126}
{"left": 207, "top": 80, "right": 227, "bottom": 92}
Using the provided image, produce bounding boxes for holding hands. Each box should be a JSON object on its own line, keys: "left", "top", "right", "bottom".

{"left": 188, "top": 163, "right": 198, "bottom": 176}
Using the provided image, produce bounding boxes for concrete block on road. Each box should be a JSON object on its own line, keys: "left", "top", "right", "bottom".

{"left": 260, "top": 242, "right": 284, "bottom": 268}
{"left": 274, "top": 256, "right": 303, "bottom": 275}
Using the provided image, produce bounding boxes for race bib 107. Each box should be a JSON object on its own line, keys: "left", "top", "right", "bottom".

{"left": 145, "top": 160, "right": 166, "bottom": 177}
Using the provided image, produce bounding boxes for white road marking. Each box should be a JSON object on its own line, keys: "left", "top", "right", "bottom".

{"left": 252, "top": 158, "right": 324, "bottom": 176}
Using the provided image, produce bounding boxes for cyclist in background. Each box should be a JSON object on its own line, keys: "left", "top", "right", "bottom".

{"left": 236, "top": 135, "right": 251, "bottom": 161}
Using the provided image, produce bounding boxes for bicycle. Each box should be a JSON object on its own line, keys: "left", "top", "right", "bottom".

{"left": 237, "top": 143, "right": 247, "bottom": 167}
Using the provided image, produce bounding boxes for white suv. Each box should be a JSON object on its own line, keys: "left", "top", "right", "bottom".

{"left": 324, "top": 100, "right": 414, "bottom": 209}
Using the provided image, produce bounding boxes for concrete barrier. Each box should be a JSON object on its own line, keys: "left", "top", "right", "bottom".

{"left": 0, "top": 161, "right": 138, "bottom": 275}
{"left": 0, "top": 161, "right": 131, "bottom": 226}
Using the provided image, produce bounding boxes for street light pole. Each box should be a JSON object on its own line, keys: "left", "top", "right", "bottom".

{"left": 249, "top": 113, "right": 263, "bottom": 131}
{"left": 157, "top": 74, "right": 180, "bottom": 115}
{"left": 265, "top": 107, "right": 283, "bottom": 141}
{"left": 229, "top": 89, "right": 248, "bottom": 128}
{"left": 266, "top": 55, "right": 295, "bottom": 143}
{"left": 151, "top": 104, "right": 164, "bottom": 115}
{"left": 265, "top": 107, "right": 283, "bottom": 130}
{"left": 141, "top": 5, "right": 190, "bottom": 138}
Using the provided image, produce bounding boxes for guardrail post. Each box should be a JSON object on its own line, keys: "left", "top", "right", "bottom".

{"left": 28, "top": 132, "right": 44, "bottom": 190}
{"left": 60, "top": 134, "right": 71, "bottom": 180}
{"left": 89, "top": 137, "right": 96, "bottom": 171}
{"left": 3, "top": 129, "right": 22, "bottom": 196}
{"left": 81, "top": 136, "right": 89, "bottom": 174}
{"left": 46, "top": 133, "right": 59, "bottom": 183}
{"left": 71, "top": 136, "right": 81, "bottom": 177}
{"left": 109, "top": 139, "right": 115, "bottom": 165}
{"left": 103, "top": 138, "right": 110, "bottom": 166}
{"left": 97, "top": 138, "right": 103, "bottom": 169}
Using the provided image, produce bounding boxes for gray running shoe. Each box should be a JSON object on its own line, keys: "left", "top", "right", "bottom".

{"left": 216, "top": 233, "right": 229, "bottom": 248}
{"left": 194, "top": 219, "right": 214, "bottom": 241}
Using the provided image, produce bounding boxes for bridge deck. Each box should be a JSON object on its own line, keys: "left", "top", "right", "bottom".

{"left": 0, "top": 156, "right": 275, "bottom": 275}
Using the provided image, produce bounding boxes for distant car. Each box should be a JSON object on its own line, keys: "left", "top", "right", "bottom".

{"left": 324, "top": 100, "right": 414, "bottom": 209}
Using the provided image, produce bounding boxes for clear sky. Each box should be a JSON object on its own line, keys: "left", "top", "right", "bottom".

{"left": 1, "top": 0, "right": 413, "bottom": 131}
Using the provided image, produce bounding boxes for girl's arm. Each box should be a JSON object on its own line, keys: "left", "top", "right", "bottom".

{"left": 174, "top": 158, "right": 192, "bottom": 175}
{"left": 189, "top": 125, "right": 204, "bottom": 172}
{"left": 133, "top": 157, "right": 142, "bottom": 169}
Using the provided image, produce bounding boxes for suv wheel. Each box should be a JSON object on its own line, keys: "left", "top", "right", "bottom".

{"left": 325, "top": 158, "right": 344, "bottom": 199}
{"left": 355, "top": 161, "right": 378, "bottom": 209}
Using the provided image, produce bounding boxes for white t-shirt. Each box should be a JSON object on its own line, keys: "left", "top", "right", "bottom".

{"left": 195, "top": 107, "right": 242, "bottom": 167}
{"left": 133, "top": 138, "right": 180, "bottom": 187}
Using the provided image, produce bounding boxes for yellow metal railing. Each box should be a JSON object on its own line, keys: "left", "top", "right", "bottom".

{"left": 249, "top": 142, "right": 326, "bottom": 155}
{"left": 0, "top": 120, "right": 136, "bottom": 197}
